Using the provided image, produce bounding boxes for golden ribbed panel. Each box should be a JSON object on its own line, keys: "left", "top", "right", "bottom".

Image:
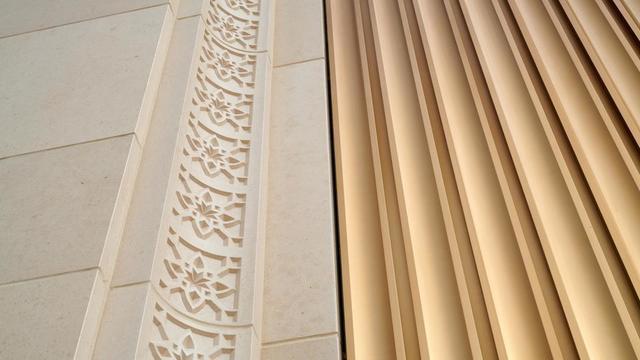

{"left": 326, "top": 0, "right": 640, "bottom": 359}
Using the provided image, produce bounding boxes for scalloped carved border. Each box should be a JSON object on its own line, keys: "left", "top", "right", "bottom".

{"left": 144, "top": 0, "right": 270, "bottom": 358}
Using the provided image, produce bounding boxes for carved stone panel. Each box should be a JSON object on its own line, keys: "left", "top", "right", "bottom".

{"left": 141, "top": 0, "right": 271, "bottom": 358}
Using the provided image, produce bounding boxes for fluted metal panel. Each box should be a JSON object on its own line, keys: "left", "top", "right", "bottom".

{"left": 326, "top": 0, "right": 640, "bottom": 358}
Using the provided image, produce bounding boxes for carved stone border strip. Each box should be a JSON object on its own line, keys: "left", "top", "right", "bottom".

{"left": 141, "top": 0, "right": 270, "bottom": 358}
{"left": 148, "top": 296, "right": 254, "bottom": 360}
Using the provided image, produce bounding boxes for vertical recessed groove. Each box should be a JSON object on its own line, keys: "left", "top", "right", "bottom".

{"left": 558, "top": 0, "right": 640, "bottom": 145}
{"left": 397, "top": 0, "right": 497, "bottom": 358}
{"left": 365, "top": 0, "right": 472, "bottom": 357}
{"left": 353, "top": 0, "right": 419, "bottom": 358}
{"left": 456, "top": 0, "right": 637, "bottom": 357}
{"left": 322, "top": 0, "right": 348, "bottom": 356}
{"left": 444, "top": 0, "right": 579, "bottom": 358}
{"left": 545, "top": 0, "right": 640, "bottom": 295}
{"left": 496, "top": 0, "right": 640, "bottom": 355}
{"left": 325, "top": 0, "right": 640, "bottom": 357}
{"left": 595, "top": 0, "right": 640, "bottom": 70}
{"left": 613, "top": 0, "right": 640, "bottom": 40}
{"left": 504, "top": 0, "right": 640, "bottom": 355}
{"left": 545, "top": 0, "right": 640, "bottom": 189}
{"left": 507, "top": 0, "right": 640, "bottom": 314}
{"left": 325, "top": 0, "right": 397, "bottom": 358}
{"left": 410, "top": 0, "right": 551, "bottom": 357}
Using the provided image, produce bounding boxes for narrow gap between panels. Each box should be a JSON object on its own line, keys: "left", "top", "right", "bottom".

{"left": 322, "top": 0, "right": 348, "bottom": 358}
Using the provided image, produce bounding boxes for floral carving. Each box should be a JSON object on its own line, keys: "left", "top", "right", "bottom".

{"left": 150, "top": 305, "right": 236, "bottom": 360}
{"left": 201, "top": 32, "right": 256, "bottom": 89}
{"left": 206, "top": 2, "right": 259, "bottom": 51}
{"left": 146, "top": 0, "right": 268, "bottom": 355}
{"left": 224, "top": 0, "right": 260, "bottom": 16}
{"left": 193, "top": 70, "right": 253, "bottom": 133}
{"left": 175, "top": 174, "right": 245, "bottom": 246}
{"left": 159, "top": 234, "right": 240, "bottom": 322}
{"left": 185, "top": 121, "right": 249, "bottom": 185}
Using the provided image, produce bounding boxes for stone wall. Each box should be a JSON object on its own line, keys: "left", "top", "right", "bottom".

{"left": 0, "top": 0, "right": 341, "bottom": 358}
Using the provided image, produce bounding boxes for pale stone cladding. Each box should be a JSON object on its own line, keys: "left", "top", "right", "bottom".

{"left": 0, "top": 0, "right": 340, "bottom": 359}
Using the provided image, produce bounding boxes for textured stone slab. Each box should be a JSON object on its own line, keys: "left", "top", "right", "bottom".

{"left": 93, "top": 283, "right": 151, "bottom": 359}
{"left": 273, "top": 0, "right": 324, "bottom": 66}
{"left": 0, "top": 5, "right": 172, "bottom": 158}
{"left": 0, "top": 135, "right": 138, "bottom": 284}
{"left": 112, "top": 16, "right": 201, "bottom": 287}
{"left": 0, "top": 269, "right": 105, "bottom": 359}
{"left": 262, "top": 59, "right": 340, "bottom": 342}
{"left": 263, "top": 335, "right": 341, "bottom": 360}
{"left": 0, "top": 0, "right": 173, "bottom": 38}
{"left": 178, "top": 0, "right": 204, "bottom": 18}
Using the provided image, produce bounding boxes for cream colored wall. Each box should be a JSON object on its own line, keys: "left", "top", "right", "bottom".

{"left": 95, "top": 0, "right": 275, "bottom": 358}
{"left": 0, "top": 0, "right": 340, "bottom": 359}
{"left": 261, "top": 0, "right": 342, "bottom": 358}
{"left": 0, "top": 1, "right": 174, "bottom": 358}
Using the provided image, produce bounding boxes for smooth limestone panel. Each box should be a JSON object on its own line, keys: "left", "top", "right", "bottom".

{"left": 112, "top": 16, "right": 201, "bottom": 287}
{"left": 273, "top": 0, "right": 325, "bottom": 66}
{"left": 262, "top": 60, "right": 340, "bottom": 343}
{"left": 0, "top": 269, "right": 105, "bottom": 359}
{"left": 0, "top": 5, "right": 172, "bottom": 158}
{"left": 262, "top": 336, "right": 341, "bottom": 360}
{"left": 0, "top": 135, "right": 138, "bottom": 284}
{"left": 93, "top": 282, "right": 151, "bottom": 359}
{"left": 0, "top": 0, "right": 174, "bottom": 38}
{"left": 178, "top": 0, "right": 204, "bottom": 18}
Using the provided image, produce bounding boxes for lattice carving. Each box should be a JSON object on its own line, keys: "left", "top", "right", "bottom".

{"left": 174, "top": 172, "right": 245, "bottom": 246}
{"left": 184, "top": 120, "right": 250, "bottom": 185}
{"left": 193, "top": 70, "right": 253, "bottom": 134}
{"left": 222, "top": 0, "right": 260, "bottom": 17}
{"left": 146, "top": 0, "right": 268, "bottom": 356}
{"left": 149, "top": 304, "right": 236, "bottom": 360}
{"left": 159, "top": 232, "right": 240, "bottom": 322}
{"left": 202, "top": 30, "right": 256, "bottom": 89}
{"left": 206, "top": 0, "right": 259, "bottom": 51}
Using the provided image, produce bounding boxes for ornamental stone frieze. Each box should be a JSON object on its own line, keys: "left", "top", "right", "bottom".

{"left": 143, "top": 0, "right": 272, "bottom": 358}
{"left": 2, "top": 0, "right": 339, "bottom": 358}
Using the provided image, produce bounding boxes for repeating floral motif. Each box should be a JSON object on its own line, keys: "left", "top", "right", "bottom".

{"left": 206, "top": 1, "right": 259, "bottom": 51}
{"left": 201, "top": 33, "right": 256, "bottom": 89}
{"left": 193, "top": 70, "right": 253, "bottom": 133}
{"left": 175, "top": 174, "right": 245, "bottom": 246}
{"left": 184, "top": 120, "right": 250, "bottom": 185}
{"left": 149, "top": 304, "right": 237, "bottom": 360}
{"left": 148, "top": 0, "right": 264, "bottom": 357}
{"left": 223, "top": 0, "right": 260, "bottom": 16}
{"left": 159, "top": 233, "right": 241, "bottom": 322}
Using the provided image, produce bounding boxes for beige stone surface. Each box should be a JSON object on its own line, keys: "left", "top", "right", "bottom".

{"left": 0, "top": 135, "right": 137, "bottom": 284}
{"left": 178, "top": 0, "right": 204, "bottom": 18}
{"left": 0, "top": 0, "right": 174, "bottom": 38}
{"left": 93, "top": 283, "right": 150, "bottom": 359}
{"left": 273, "top": 0, "right": 324, "bottom": 66}
{"left": 112, "top": 16, "right": 201, "bottom": 287}
{"left": 0, "top": 5, "right": 172, "bottom": 158}
{"left": 263, "top": 336, "right": 341, "bottom": 360}
{"left": 263, "top": 59, "right": 339, "bottom": 342}
{"left": 0, "top": 269, "right": 104, "bottom": 359}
